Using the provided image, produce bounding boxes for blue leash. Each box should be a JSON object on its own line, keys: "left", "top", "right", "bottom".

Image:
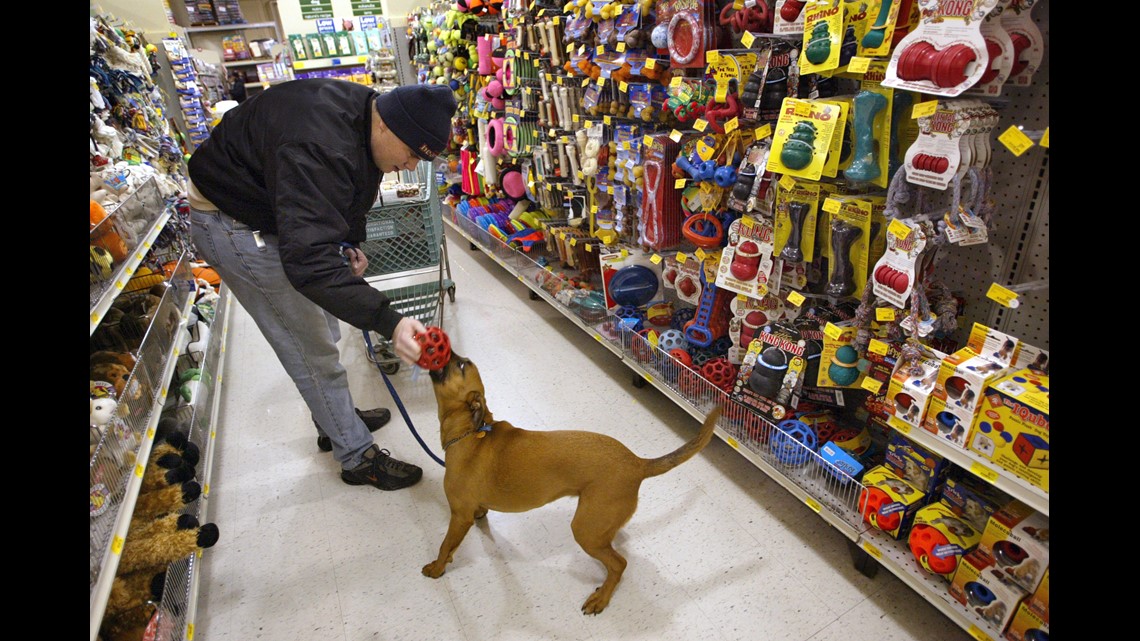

{"left": 363, "top": 330, "right": 446, "bottom": 467}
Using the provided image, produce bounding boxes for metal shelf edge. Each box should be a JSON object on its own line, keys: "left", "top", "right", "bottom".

{"left": 90, "top": 293, "right": 197, "bottom": 641}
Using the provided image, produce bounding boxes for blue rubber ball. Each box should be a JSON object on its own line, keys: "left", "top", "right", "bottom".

{"left": 450, "top": 79, "right": 460, "bottom": 90}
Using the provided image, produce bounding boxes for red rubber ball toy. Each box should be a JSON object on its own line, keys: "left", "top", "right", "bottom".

{"left": 415, "top": 326, "right": 452, "bottom": 371}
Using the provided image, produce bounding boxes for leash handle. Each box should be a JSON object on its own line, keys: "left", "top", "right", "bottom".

{"left": 363, "top": 330, "right": 446, "bottom": 467}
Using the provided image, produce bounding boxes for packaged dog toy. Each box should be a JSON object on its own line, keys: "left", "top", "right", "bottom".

{"left": 731, "top": 320, "right": 808, "bottom": 421}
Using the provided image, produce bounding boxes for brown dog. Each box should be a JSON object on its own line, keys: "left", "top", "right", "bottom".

{"left": 424, "top": 352, "right": 721, "bottom": 614}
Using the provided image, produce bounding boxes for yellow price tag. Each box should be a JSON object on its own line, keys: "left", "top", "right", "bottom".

{"left": 1040, "top": 127, "right": 1049, "bottom": 148}
{"left": 545, "top": 265, "right": 554, "bottom": 272}
{"left": 822, "top": 198, "right": 842, "bottom": 214}
{"left": 694, "top": 118, "right": 709, "bottom": 132}
{"left": 741, "top": 31, "right": 755, "bottom": 48}
{"left": 862, "top": 542, "right": 882, "bottom": 559}
{"left": 617, "top": 42, "right": 626, "bottom": 53}
{"left": 545, "top": 73, "right": 552, "bottom": 82}
{"left": 787, "top": 290, "right": 805, "bottom": 307}
{"left": 620, "top": 249, "right": 629, "bottom": 259}
{"left": 967, "top": 625, "right": 995, "bottom": 641}
{"left": 594, "top": 333, "right": 603, "bottom": 342}
{"left": 645, "top": 57, "right": 657, "bottom": 69}
{"left": 846, "top": 57, "right": 872, "bottom": 73}
{"left": 670, "top": 76, "right": 683, "bottom": 88}
{"left": 726, "top": 436, "right": 740, "bottom": 450}
{"left": 619, "top": 81, "right": 629, "bottom": 92}
{"left": 670, "top": 129, "right": 683, "bottom": 142}
{"left": 578, "top": 45, "right": 586, "bottom": 56}
{"left": 596, "top": 45, "right": 605, "bottom": 55}
{"left": 597, "top": 76, "right": 607, "bottom": 87}
{"left": 643, "top": 135, "right": 654, "bottom": 147}
{"left": 566, "top": 43, "right": 574, "bottom": 53}
{"left": 591, "top": 204, "right": 599, "bottom": 213}
{"left": 725, "top": 117, "right": 739, "bottom": 133}
{"left": 538, "top": 8, "right": 545, "bottom": 16}
{"left": 621, "top": 141, "right": 631, "bottom": 150}
{"left": 572, "top": 113, "right": 580, "bottom": 123}
{"left": 695, "top": 248, "right": 708, "bottom": 261}
{"left": 912, "top": 100, "right": 938, "bottom": 119}
{"left": 569, "top": 237, "right": 578, "bottom": 246}
{"left": 706, "top": 51, "right": 720, "bottom": 63}
{"left": 112, "top": 535, "right": 125, "bottom": 555}
{"left": 778, "top": 174, "right": 796, "bottom": 190}
{"left": 740, "top": 216, "right": 754, "bottom": 227}
{"left": 553, "top": 15, "right": 560, "bottom": 24}
{"left": 736, "top": 293, "right": 747, "bottom": 302}
{"left": 674, "top": 178, "right": 687, "bottom": 188}
{"left": 876, "top": 307, "right": 896, "bottom": 322}
{"left": 887, "top": 415, "right": 911, "bottom": 434}
{"left": 868, "top": 339, "right": 889, "bottom": 355}
{"left": 606, "top": 185, "right": 614, "bottom": 194}
{"left": 114, "top": 280, "right": 125, "bottom": 290}
{"left": 751, "top": 124, "right": 772, "bottom": 142}
{"left": 998, "top": 125, "right": 1036, "bottom": 157}
{"left": 986, "top": 283, "right": 1019, "bottom": 308}
{"left": 187, "top": 623, "right": 195, "bottom": 640}
{"left": 91, "top": 312, "right": 99, "bottom": 324}
{"left": 147, "top": 427, "right": 156, "bottom": 439}
{"left": 559, "top": 232, "right": 567, "bottom": 241}
{"left": 823, "top": 322, "right": 844, "bottom": 340}
{"left": 969, "top": 462, "right": 1001, "bottom": 485}
{"left": 581, "top": 77, "right": 590, "bottom": 87}
{"left": 804, "top": 497, "right": 822, "bottom": 513}
{"left": 135, "top": 463, "right": 145, "bottom": 477}
{"left": 650, "top": 253, "right": 663, "bottom": 264}
{"left": 861, "top": 377, "right": 883, "bottom": 394}
{"left": 604, "top": 115, "right": 612, "bottom": 125}
{"left": 733, "top": 0, "right": 744, "bottom": 8}
{"left": 676, "top": 252, "right": 688, "bottom": 264}
{"left": 585, "top": 243, "right": 593, "bottom": 252}
{"left": 888, "top": 219, "right": 912, "bottom": 240}
{"left": 642, "top": 372, "right": 654, "bottom": 384}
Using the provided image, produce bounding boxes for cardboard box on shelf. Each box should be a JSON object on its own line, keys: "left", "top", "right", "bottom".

{"left": 978, "top": 500, "right": 1050, "bottom": 594}
{"left": 967, "top": 367, "right": 1049, "bottom": 492}
{"left": 949, "top": 548, "right": 1029, "bottom": 635}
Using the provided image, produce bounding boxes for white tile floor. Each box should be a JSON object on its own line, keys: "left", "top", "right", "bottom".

{"left": 194, "top": 226, "right": 975, "bottom": 641}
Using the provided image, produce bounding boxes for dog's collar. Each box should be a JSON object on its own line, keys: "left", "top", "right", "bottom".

{"left": 442, "top": 423, "right": 493, "bottom": 451}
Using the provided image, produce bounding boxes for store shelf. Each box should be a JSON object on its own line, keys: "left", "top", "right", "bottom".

{"left": 187, "top": 21, "right": 277, "bottom": 33}
{"left": 442, "top": 210, "right": 1028, "bottom": 641}
{"left": 222, "top": 57, "right": 275, "bottom": 67}
{"left": 885, "top": 415, "right": 1049, "bottom": 517}
{"left": 294, "top": 55, "right": 368, "bottom": 70}
{"left": 90, "top": 289, "right": 197, "bottom": 641}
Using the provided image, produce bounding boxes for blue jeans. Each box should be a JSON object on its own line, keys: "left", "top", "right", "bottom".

{"left": 190, "top": 206, "right": 374, "bottom": 469}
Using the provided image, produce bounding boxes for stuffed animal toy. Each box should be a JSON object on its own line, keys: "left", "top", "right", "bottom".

{"left": 118, "top": 512, "right": 219, "bottom": 575}
{"left": 100, "top": 568, "right": 167, "bottom": 641}
{"left": 140, "top": 450, "right": 195, "bottom": 494}
{"left": 177, "top": 369, "right": 203, "bottom": 404}
{"left": 91, "top": 395, "right": 119, "bottom": 454}
{"left": 91, "top": 350, "right": 138, "bottom": 372}
{"left": 92, "top": 362, "right": 132, "bottom": 400}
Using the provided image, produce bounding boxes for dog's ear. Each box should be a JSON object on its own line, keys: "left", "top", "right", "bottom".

{"left": 465, "top": 390, "right": 486, "bottom": 428}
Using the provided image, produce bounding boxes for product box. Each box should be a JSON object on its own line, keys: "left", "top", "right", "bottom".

{"left": 884, "top": 344, "right": 947, "bottom": 430}
{"left": 819, "top": 440, "right": 864, "bottom": 483}
{"left": 968, "top": 367, "right": 1050, "bottom": 492}
{"left": 922, "top": 324, "right": 1021, "bottom": 449}
{"left": 1028, "top": 566, "right": 1048, "bottom": 623}
{"left": 978, "top": 500, "right": 1050, "bottom": 594}
{"left": 860, "top": 465, "right": 926, "bottom": 539}
{"left": 883, "top": 431, "right": 951, "bottom": 495}
{"left": 731, "top": 320, "right": 809, "bottom": 422}
{"left": 861, "top": 338, "right": 903, "bottom": 420}
{"left": 949, "top": 548, "right": 1029, "bottom": 634}
{"left": 908, "top": 501, "right": 982, "bottom": 579}
{"left": 939, "top": 474, "right": 1009, "bottom": 533}
{"left": 1003, "top": 599, "right": 1049, "bottom": 641}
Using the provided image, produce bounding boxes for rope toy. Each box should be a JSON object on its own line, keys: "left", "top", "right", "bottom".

{"left": 415, "top": 327, "right": 452, "bottom": 371}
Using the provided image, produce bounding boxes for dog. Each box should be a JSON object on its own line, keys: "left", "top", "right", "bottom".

{"left": 424, "top": 352, "right": 721, "bottom": 614}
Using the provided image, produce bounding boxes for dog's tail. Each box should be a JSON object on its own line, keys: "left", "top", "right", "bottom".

{"left": 642, "top": 406, "right": 722, "bottom": 479}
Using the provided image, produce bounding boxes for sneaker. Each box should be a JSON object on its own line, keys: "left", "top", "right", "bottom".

{"left": 341, "top": 445, "right": 423, "bottom": 490}
{"left": 315, "top": 408, "right": 392, "bottom": 452}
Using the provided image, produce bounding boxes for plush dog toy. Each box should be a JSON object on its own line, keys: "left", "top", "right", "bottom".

{"left": 100, "top": 568, "right": 167, "bottom": 641}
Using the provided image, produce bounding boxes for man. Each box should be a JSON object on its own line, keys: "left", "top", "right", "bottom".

{"left": 186, "top": 79, "right": 458, "bottom": 491}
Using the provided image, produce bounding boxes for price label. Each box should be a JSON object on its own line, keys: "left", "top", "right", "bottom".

{"left": 861, "top": 377, "right": 883, "bottom": 394}
{"left": 590, "top": 203, "right": 598, "bottom": 213}
{"left": 620, "top": 249, "right": 629, "bottom": 259}
{"left": 741, "top": 31, "right": 755, "bottom": 48}
{"left": 695, "top": 248, "right": 708, "bottom": 261}
{"left": 566, "top": 43, "right": 574, "bottom": 53}
{"left": 740, "top": 216, "right": 754, "bottom": 228}
{"left": 538, "top": 8, "right": 546, "bottom": 16}
{"left": 645, "top": 57, "right": 656, "bottom": 69}
{"left": 604, "top": 115, "right": 612, "bottom": 125}
{"left": 986, "top": 283, "right": 1019, "bottom": 308}
{"left": 887, "top": 415, "right": 911, "bottom": 434}
{"left": 888, "top": 219, "right": 912, "bottom": 240}
{"left": 912, "top": 100, "right": 938, "bottom": 119}
{"left": 112, "top": 535, "right": 125, "bottom": 555}
{"left": 135, "top": 463, "right": 145, "bottom": 477}
{"left": 115, "top": 280, "right": 125, "bottom": 290}
{"left": 545, "top": 73, "right": 552, "bottom": 82}
{"left": 1040, "top": 127, "right": 1049, "bottom": 148}
{"left": 621, "top": 141, "right": 631, "bottom": 150}
{"left": 617, "top": 42, "right": 626, "bottom": 52}
{"left": 757, "top": 282, "right": 769, "bottom": 296}
{"left": 969, "top": 462, "right": 1001, "bottom": 485}
{"left": 822, "top": 198, "right": 842, "bottom": 214}
{"left": 553, "top": 15, "right": 560, "bottom": 24}
{"left": 578, "top": 45, "right": 586, "bottom": 56}
{"left": 559, "top": 232, "right": 567, "bottom": 241}
{"left": 585, "top": 243, "right": 593, "bottom": 252}
{"left": 725, "top": 117, "right": 739, "bottom": 133}
{"left": 670, "top": 76, "right": 683, "bottom": 88}
{"left": 967, "top": 625, "right": 995, "bottom": 641}
{"left": 569, "top": 237, "right": 578, "bottom": 246}
{"left": 736, "top": 293, "right": 748, "bottom": 302}
{"left": 607, "top": 185, "right": 614, "bottom": 194}
{"left": 596, "top": 45, "right": 605, "bottom": 55}
{"left": 998, "top": 125, "right": 1035, "bottom": 157}
{"left": 650, "top": 253, "right": 663, "bottom": 264}
{"left": 804, "top": 497, "right": 822, "bottom": 513}
{"left": 619, "top": 81, "right": 629, "bottom": 92}
{"left": 643, "top": 135, "right": 654, "bottom": 147}
{"left": 572, "top": 113, "right": 580, "bottom": 123}
{"left": 694, "top": 118, "right": 709, "bottom": 132}
{"left": 787, "top": 290, "right": 805, "bottom": 307}
{"left": 823, "top": 322, "right": 844, "bottom": 340}
{"left": 876, "top": 307, "right": 896, "bottom": 322}
{"left": 670, "top": 129, "right": 683, "bottom": 142}
{"left": 597, "top": 76, "right": 606, "bottom": 87}
{"left": 862, "top": 541, "right": 882, "bottom": 559}
{"left": 778, "top": 174, "right": 796, "bottom": 190}
{"left": 676, "top": 252, "right": 688, "bottom": 264}
{"left": 846, "top": 57, "right": 872, "bottom": 73}
{"left": 675, "top": 178, "right": 688, "bottom": 188}
{"left": 581, "top": 77, "right": 590, "bottom": 87}
{"left": 594, "top": 333, "right": 603, "bottom": 342}
{"left": 868, "top": 339, "right": 889, "bottom": 355}
{"left": 726, "top": 436, "right": 740, "bottom": 450}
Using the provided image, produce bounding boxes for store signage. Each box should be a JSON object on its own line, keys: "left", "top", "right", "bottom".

{"left": 300, "top": 0, "right": 334, "bottom": 20}
{"left": 359, "top": 15, "right": 378, "bottom": 30}
{"left": 316, "top": 18, "right": 335, "bottom": 33}
{"left": 352, "top": 1, "right": 384, "bottom": 16}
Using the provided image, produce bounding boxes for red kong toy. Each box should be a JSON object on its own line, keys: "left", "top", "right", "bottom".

{"left": 897, "top": 41, "right": 978, "bottom": 88}
{"left": 415, "top": 326, "right": 452, "bottom": 371}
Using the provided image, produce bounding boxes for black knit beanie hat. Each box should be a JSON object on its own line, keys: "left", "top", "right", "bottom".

{"left": 374, "top": 84, "right": 458, "bottom": 160}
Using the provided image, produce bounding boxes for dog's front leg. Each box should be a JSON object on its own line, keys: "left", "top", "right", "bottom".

{"left": 422, "top": 511, "right": 475, "bottom": 578}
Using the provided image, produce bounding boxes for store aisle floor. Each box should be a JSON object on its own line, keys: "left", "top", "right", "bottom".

{"left": 194, "top": 226, "right": 974, "bottom": 641}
